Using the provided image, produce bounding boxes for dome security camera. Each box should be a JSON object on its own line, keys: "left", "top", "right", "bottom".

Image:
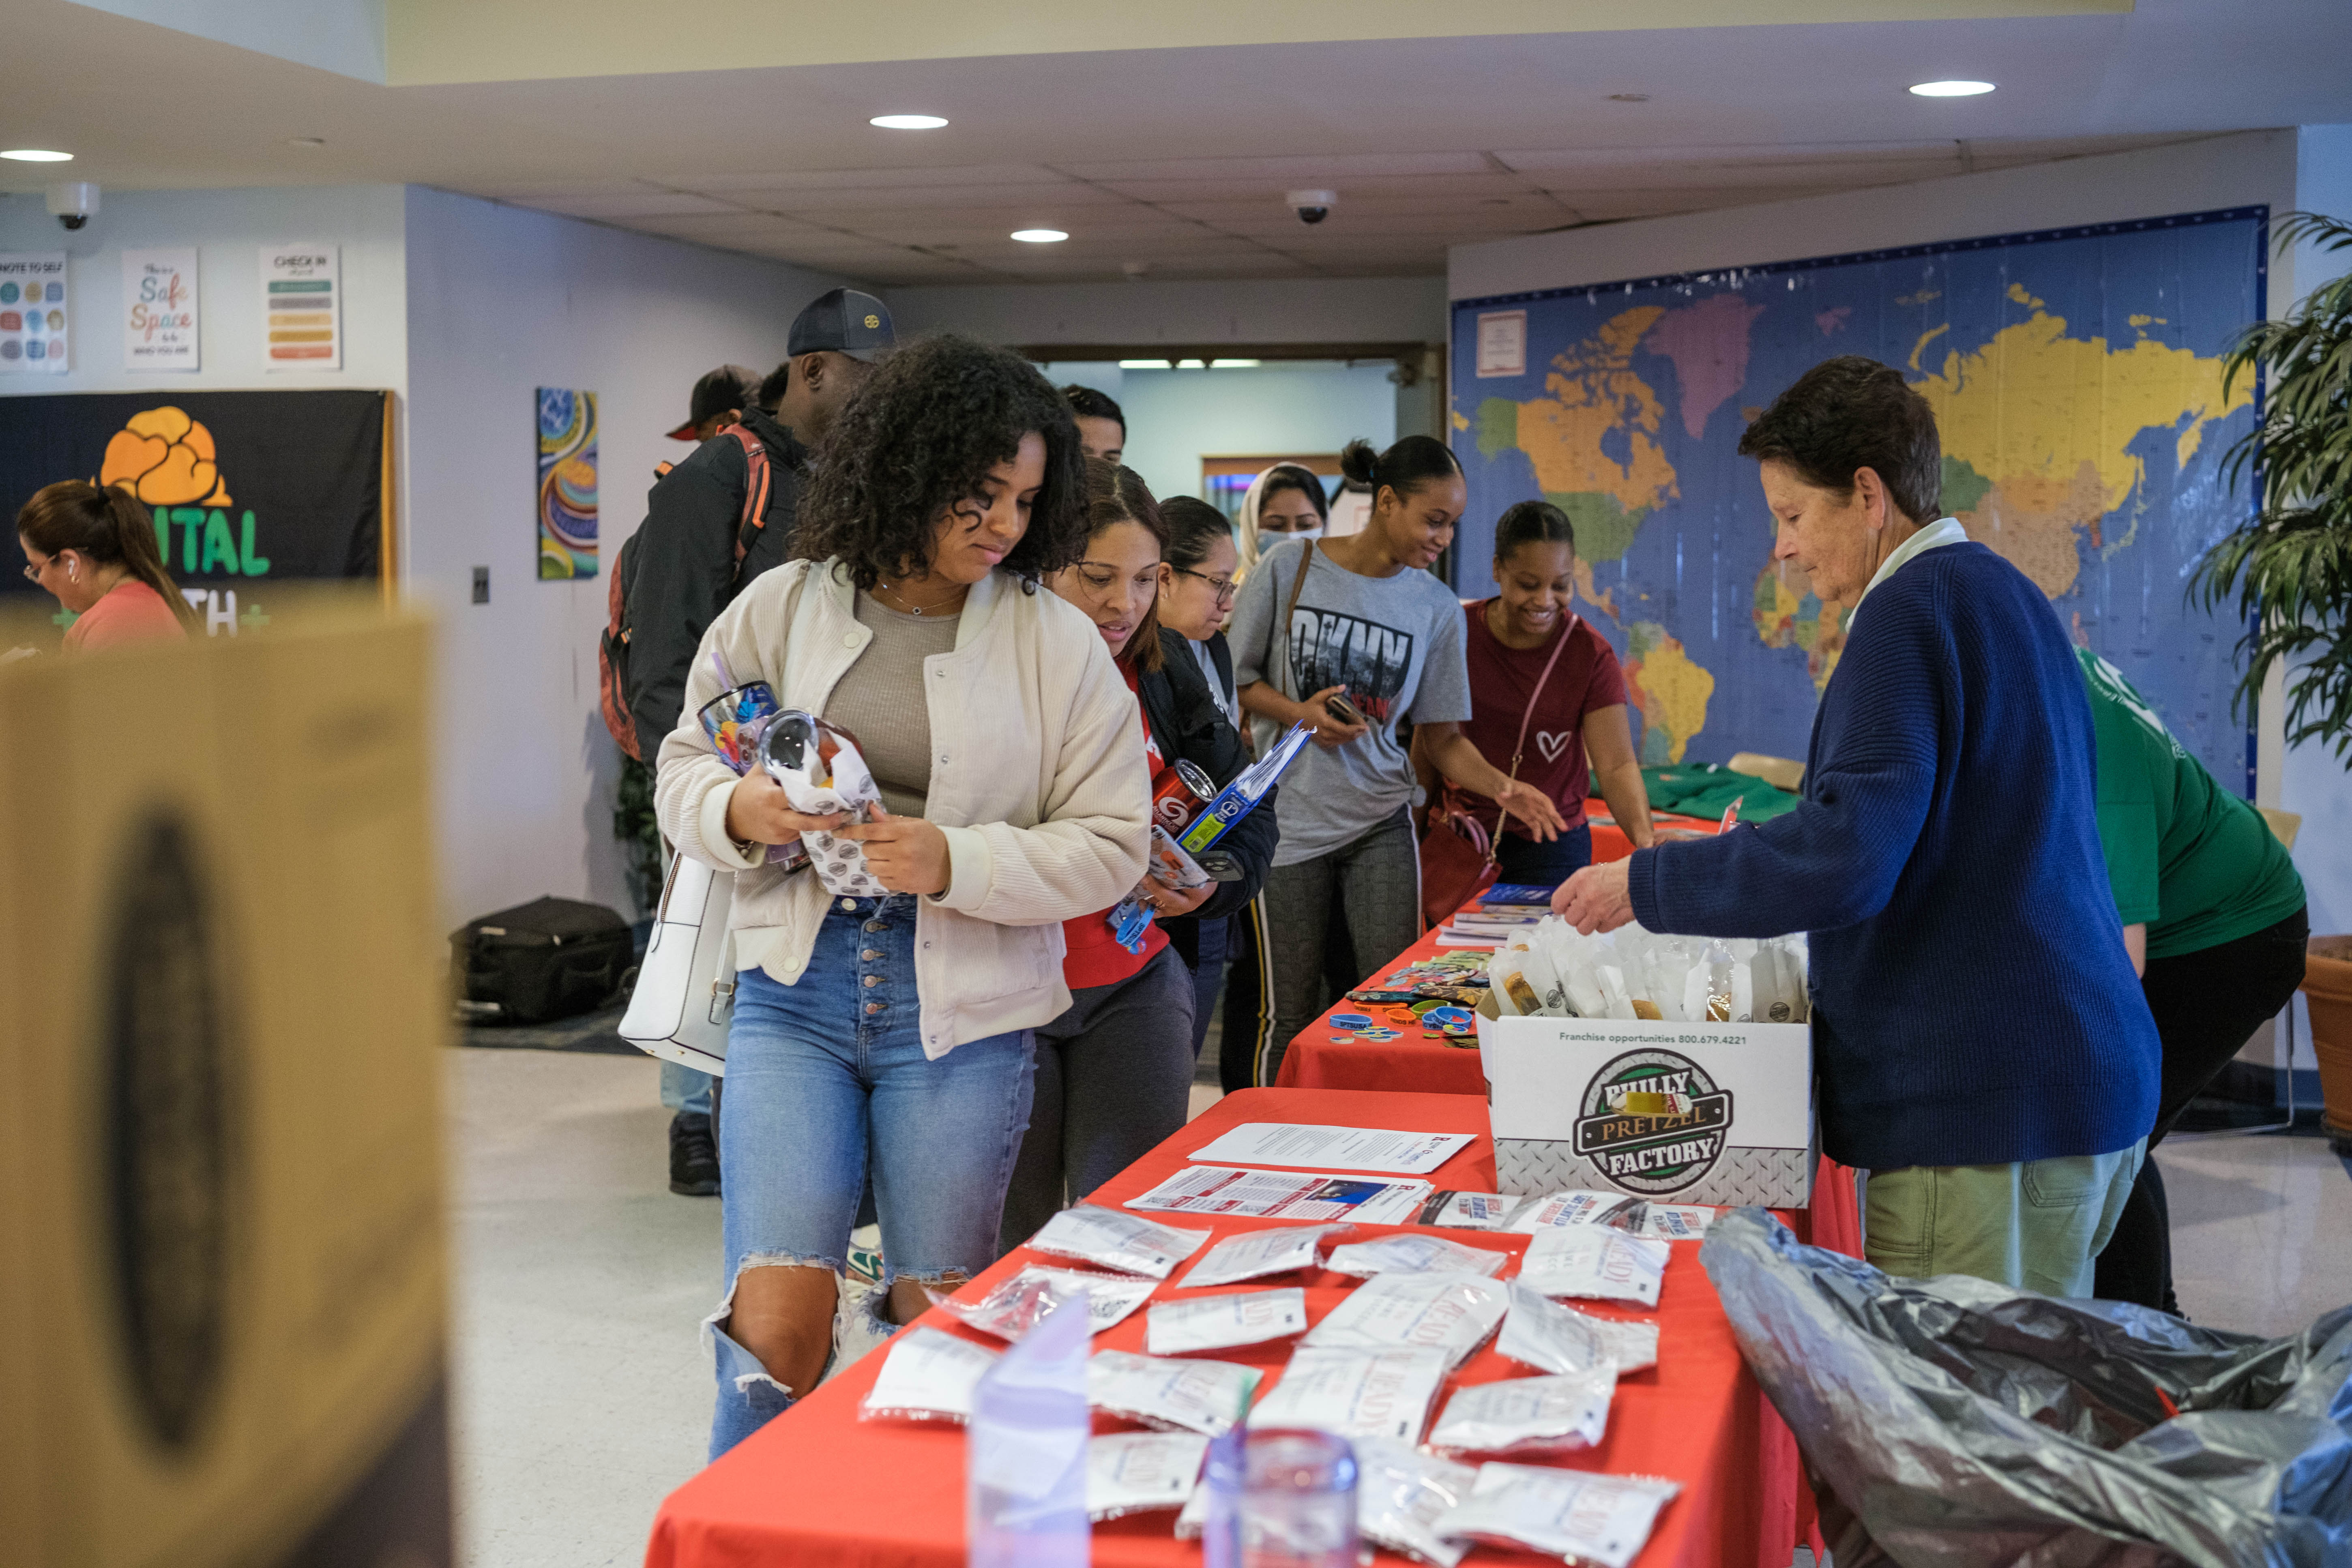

{"left": 1286, "top": 188, "right": 1337, "bottom": 226}
{"left": 47, "top": 181, "right": 99, "bottom": 230}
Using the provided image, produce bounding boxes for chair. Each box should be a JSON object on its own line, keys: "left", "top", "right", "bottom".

{"left": 2257, "top": 805, "right": 2301, "bottom": 850}
{"left": 1726, "top": 752, "right": 1805, "bottom": 793}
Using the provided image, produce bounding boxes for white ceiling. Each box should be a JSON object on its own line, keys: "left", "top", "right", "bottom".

{"left": 6, "top": 0, "right": 2350, "bottom": 287}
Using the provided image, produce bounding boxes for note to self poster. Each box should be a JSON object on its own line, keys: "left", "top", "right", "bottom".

{"left": 123, "top": 248, "right": 199, "bottom": 370}
{"left": 0, "top": 253, "right": 69, "bottom": 374}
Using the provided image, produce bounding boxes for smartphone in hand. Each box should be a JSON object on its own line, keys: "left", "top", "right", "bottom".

{"left": 1323, "top": 693, "right": 1366, "bottom": 728}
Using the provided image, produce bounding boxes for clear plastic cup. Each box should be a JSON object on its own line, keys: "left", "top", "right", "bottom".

{"left": 1241, "top": 1429, "right": 1358, "bottom": 1568}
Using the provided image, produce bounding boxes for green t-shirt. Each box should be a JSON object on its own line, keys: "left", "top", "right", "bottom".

{"left": 2077, "top": 648, "right": 2303, "bottom": 959}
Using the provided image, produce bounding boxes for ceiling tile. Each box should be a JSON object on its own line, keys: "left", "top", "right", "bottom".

{"left": 514, "top": 191, "right": 745, "bottom": 218}
{"left": 720, "top": 182, "right": 1134, "bottom": 212}
{"left": 1092, "top": 171, "right": 1539, "bottom": 204}
{"left": 1058, "top": 152, "right": 1492, "bottom": 182}
{"left": 617, "top": 211, "right": 833, "bottom": 238}
{"left": 683, "top": 164, "right": 1071, "bottom": 192}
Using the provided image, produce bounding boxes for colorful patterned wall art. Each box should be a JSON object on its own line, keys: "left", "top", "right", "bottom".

{"left": 536, "top": 387, "right": 597, "bottom": 579}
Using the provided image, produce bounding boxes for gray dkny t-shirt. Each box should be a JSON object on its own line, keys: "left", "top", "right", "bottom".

{"left": 1230, "top": 537, "right": 1471, "bottom": 866}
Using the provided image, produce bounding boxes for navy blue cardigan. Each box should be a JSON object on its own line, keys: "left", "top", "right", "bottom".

{"left": 1627, "top": 541, "right": 2159, "bottom": 1171}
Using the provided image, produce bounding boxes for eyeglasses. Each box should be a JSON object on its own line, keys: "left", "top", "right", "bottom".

{"left": 1172, "top": 566, "right": 1237, "bottom": 605}
{"left": 21, "top": 554, "right": 52, "bottom": 582}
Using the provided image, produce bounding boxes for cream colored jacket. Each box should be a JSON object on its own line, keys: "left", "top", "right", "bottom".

{"left": 655, "top": 558, "right": 1151, "bottom": 1059}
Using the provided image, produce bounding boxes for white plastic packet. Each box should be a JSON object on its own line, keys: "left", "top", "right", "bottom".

{"left": 1145, "top": 1287, "right": 1309, "bottom": 1355}
{"left": 1087, "top": 1350, "right": 1261, "bottom": 1437}
{"left": 1247, "top": 1346, "right": 1451, "bottom": 1441}
{"left": 758, "top": 711, "right": 888, "bottom": 897}
{"left": 1508, "top": 1190, "right": 1640, "bottom": 1232}
{"left": 1301, "top": 1270, "right": 1507, "bottom": 1369}
{"left": 1438, "top": 1465, "right": 1682, "bottom": 1568}
{"left": 1496, "top": 1279, "right": 1607, "bottom": 1375}
{"left": 1418, "top": 1191, "right": 1522, "bottom": 1230}
{"left": 1518, "top": 1229, "right": 1668, "bottom": 1308}
{"left": 1631, "top": 1203, "right": 1718, "bottom": 1242}
{"left": 1324, "top": 1232, "right": 1507, "bottom": 1280}
{"left": 1485, "top": 945, "right": 1544, "bottom": 1017}
{"left": 1028, "top": 1204, "right": 1210, "bottom": 1279}
{"left": 857, "top": 1326, "right": 1000, "bottom": 1424}
{"left": 932, "top": 1265, "right": 1156, "bottom": 1341}
{"left": 1497, "top": 1281, "right": 1659, "bottom": 1375}
{"left": 1175, "top": 1224, "right": 1347, "bottom": 1288}
{"left": 1087, "top": 1431, "right": 1209, "bottom": 1521}
{"left": 1427, "top": 1366, "right": 1616, "bottom": 1456}
{"left": 1350, "top": 1435, "right": 1480, "bottom": 1567}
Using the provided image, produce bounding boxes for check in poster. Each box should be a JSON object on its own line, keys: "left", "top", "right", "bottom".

{"left": 262, "top": 244, "right": 341, "bottom": 370}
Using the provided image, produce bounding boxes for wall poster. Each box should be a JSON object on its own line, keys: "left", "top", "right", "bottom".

{"left": 0, "top": 252, "right": 69, "bottom": 374}
{"left": 536, "top": 387, "right": 597, "bottom": 579}
{"left": 123, "top": 247, "right": 200, "bottom": 371}
{"left": 262, "top": 244, "right": 341, "bottom": 370}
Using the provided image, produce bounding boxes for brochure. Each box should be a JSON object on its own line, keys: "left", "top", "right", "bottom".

{"left": 1124, "top": 1165, "right": 1433, "bottom": 1224}
{"left": 1184, "top": 1123, "right": 1473, "bottom": 1176}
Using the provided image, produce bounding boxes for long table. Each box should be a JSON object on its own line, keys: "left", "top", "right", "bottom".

{"left": 644, "top": 1088, "right": 1808, "bottom": 1568}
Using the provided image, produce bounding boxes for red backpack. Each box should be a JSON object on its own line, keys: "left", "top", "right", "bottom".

{"left": 598, "top": 425, "right": 776, "bottom": 760}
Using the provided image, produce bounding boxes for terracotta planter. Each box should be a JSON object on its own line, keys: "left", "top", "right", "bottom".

{"left": 2306, "top": 936, "right": 2352, "bottom": 1136}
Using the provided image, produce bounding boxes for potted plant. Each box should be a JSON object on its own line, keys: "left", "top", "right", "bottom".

{"left": 2195, "top": 210, "right": 2352, "bottom": 1142}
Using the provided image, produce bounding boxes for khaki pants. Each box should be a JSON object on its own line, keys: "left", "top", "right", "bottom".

{"left": 1863, "top": 1141, "right": 2144, "bottom": 1298}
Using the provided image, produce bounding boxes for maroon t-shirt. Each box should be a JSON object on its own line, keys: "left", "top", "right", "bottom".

{"left": 1442, "top": 600, "right": 1628, "bottom": 839}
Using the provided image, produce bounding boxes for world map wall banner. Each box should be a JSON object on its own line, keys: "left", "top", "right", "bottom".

{"left": 1449, "top": 206, "right": 2266, "bottom": 794}
{"left": 0, "top": 388, "right": 388, "bottom": 637}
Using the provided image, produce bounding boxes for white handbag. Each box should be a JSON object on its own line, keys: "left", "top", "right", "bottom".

{"left": 620, "top": 852, "right": 736, "bottom": 1076}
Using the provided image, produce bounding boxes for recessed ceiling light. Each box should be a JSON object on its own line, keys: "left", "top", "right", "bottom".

{"left": 871, "top": 114, "right": 949, "bottom": 130}
{"left": 1011, "top": 228, "right": 1068, "bottom": 243}
{"left": 1118, "top": 359, "right": 1172, "bottom": 370}
{"left": 1, "top": 148, "right": 73, "bottom": 163}
{"left": 290, "top": 136, "right": 326, "bottom": 148}
{"left": 1210, "top": 359, "right": 1261, "bottom": 369}
{"left": 1607, "top": 93, "right": 1650, "bottom": 103}
{"left": 1177, "top": 358, "right": 1206, "bottom": 369}
{"left": 1909, "top": 79, "right": 1994, "bottom": 97}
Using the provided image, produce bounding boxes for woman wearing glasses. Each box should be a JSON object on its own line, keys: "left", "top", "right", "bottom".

{"left": 1000, "top": 463, "right": 1277, "bottom": 1247}
{"left": 1155, "top": 498, "right": 1251, "bottom": 1066}
{"left": 17, "top": 481, "right": 200, "bottom": 650}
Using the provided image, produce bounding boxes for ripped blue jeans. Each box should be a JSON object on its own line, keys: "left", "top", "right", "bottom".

{"left": 708, "top": 894, "right": 1034, "bottom": 1459}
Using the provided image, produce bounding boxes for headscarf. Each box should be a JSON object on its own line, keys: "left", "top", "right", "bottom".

{"left": 1233, "top": 462, "right": 1331, "bottom": 580}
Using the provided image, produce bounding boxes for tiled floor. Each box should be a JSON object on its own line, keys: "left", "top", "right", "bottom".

{"left": 444, "top": 1047, "right": 2350, "bottom": 1567}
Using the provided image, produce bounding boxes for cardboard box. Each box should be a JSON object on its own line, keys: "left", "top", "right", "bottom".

{"left": 0, "top": 597, "right": 451, "bottom": 1568}
{"left": 1476, "top": 1002, "right": 1814, "bottom": 1209}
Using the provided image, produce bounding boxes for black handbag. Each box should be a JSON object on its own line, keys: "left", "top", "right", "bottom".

{"left": 450, "top": 896, "right": 634, "bottom": 1024}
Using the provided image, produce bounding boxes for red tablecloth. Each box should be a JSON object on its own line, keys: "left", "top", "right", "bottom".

{"left": 646, "top": 1089, "right": 1810, "bottom": 1568}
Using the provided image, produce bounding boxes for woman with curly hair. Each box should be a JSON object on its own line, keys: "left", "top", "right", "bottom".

{"left": 999, "top": 461, "right": 1278, "bottom": 1248}
{"left": 655, "top": 335, "right": 1151, "bottom": 1457}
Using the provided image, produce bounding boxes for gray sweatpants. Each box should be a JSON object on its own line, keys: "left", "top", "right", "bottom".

{"left": 1256, "top": 808, "right": 1422, "bottom": 1085}
{"left": 999, "top": 943, "right": 1197, "bottom": 1252}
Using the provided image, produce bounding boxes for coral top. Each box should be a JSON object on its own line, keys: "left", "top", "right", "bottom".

{"left": 62, "top": 579, "right": 188, "bottom": 653}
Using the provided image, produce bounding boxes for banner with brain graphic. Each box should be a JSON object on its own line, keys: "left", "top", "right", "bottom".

{"left": 0, "top": 389, "right": 388, "bottom": 637}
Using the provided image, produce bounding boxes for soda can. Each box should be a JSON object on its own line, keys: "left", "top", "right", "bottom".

{"left": 1150, "top": 759, "right": 1216, "bottom": 834}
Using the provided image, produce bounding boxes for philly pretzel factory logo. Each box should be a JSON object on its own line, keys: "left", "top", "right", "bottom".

{"left": 1571, "top": 1049, "right": 1734, "bottom": 1195}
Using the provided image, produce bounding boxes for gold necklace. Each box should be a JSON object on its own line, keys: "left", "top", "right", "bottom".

{"left": 875, "top": 577, "right": 964, "bottom": 616}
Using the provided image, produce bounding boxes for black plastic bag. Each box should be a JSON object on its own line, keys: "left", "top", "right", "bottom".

{"left": 1699, "top": 1208, "right": 2352, "bottom": 1567}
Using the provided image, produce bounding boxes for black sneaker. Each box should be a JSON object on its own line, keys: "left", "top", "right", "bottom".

{"left": 669, "top": 1111, "right": 720, "bottom": 1197}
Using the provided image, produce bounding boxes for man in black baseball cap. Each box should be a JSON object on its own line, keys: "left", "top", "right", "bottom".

{"left": 666, "top": 364, "right": 762, "bottom": 442}
{"left": 770, "top": 287, "right": 894, "bottom": 454}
